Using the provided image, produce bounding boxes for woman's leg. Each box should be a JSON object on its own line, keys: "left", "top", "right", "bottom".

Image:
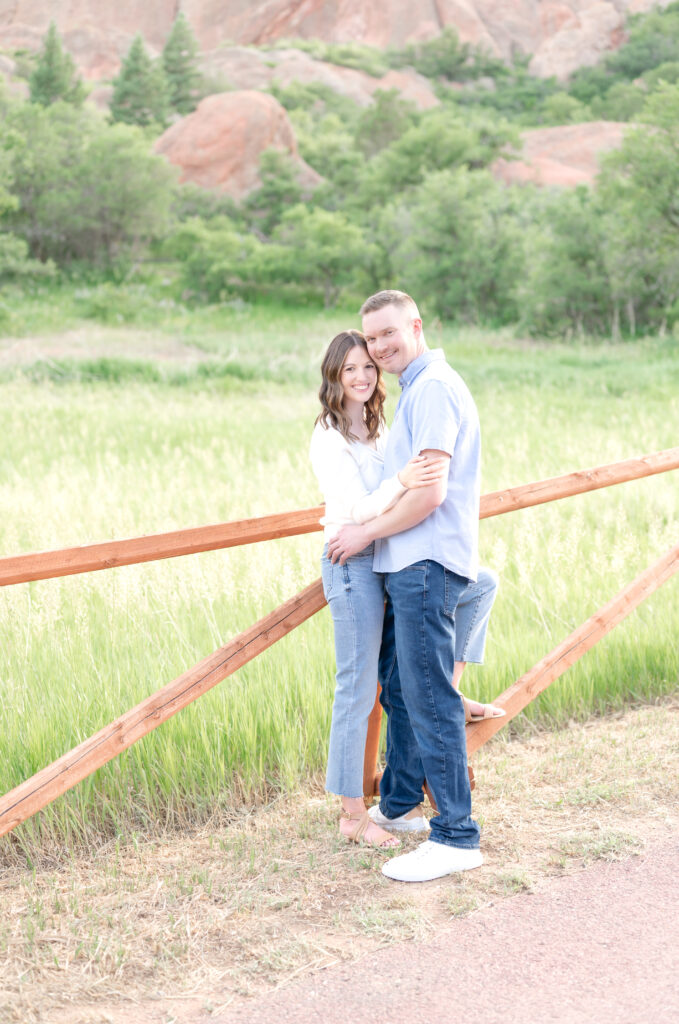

{"left": 453, "top": 568, "right": 503, "bottom": 719}
{"left": 321, "top": 546, "right": 397, "bottom": 846}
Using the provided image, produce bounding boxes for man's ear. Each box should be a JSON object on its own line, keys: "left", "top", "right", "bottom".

{"left": 412, "top": 317, "right": 423, "bottom": 340}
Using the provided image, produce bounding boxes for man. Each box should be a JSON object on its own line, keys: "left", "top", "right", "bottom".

{"left": 327, "top": 289, "right": 482, "bottom": 882}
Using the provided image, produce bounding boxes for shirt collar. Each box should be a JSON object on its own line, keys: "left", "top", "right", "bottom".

{"left": 398, "top": 348, "right": 445, "bottom": 389}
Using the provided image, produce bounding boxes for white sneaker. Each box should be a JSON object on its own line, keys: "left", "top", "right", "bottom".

{"left": 368, "top": 803, "right": 430, "bottom": 833}
{"left": 382, "top": 840, "right": 483, "bottom": 882}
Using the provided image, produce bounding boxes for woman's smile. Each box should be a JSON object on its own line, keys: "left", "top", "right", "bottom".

{"left": 340, "top": 345, "right": 378, "bottom": 405}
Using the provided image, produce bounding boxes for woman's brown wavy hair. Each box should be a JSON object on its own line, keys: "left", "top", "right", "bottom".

{"left": 315, "top": 330, "right": 386, "bottom": 442}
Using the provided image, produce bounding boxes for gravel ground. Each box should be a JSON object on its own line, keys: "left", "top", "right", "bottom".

{"left": 215, "top": 835, "right": 679, "bottom": 1024}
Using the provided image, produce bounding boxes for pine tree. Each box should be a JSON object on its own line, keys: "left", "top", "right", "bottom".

{"left": 110, "top": 34, "right": 169, "bottom": 129}
{"left": 162, "top": 12, "right": 202, "bottom": 115}
{"left": 29, "top": 21, "right": 85, "bottom": 106}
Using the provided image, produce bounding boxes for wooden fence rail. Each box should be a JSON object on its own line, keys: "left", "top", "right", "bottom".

{"left": 0, "top": 580, "right": 326, "bottom": 837}
{"left": 2, "top": 447, "right": 678, "bottom": 588}
{"left": 465, "top": 541, "right": 679, "bottom": 755}
{"left": 1, "top": 447, "right": 678, "bottom": 837}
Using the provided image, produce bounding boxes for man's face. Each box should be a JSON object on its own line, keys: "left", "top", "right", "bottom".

{"left": 362, "top": 303, "right": 424, "bottom": 376}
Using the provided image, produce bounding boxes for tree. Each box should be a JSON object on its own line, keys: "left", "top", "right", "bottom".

{"left": 598, "top": 82, "right": 679, "bottom": 333}
{"left": 29, "top": 21, "right": 84, "bottom": 106}
{"left": 568, "top": 2, "right": 679, "bottom": 105}
{"left": 169, "top": 217, "right": 265, "bottom": 301}
{"left": 289, "top": 110, "right": 361, "bottom": 204}
{"left": 538, "top": 92, "right": 592, "bottom": 125}
{"left": 272, "top": 206, "right": 374, "bottom": 306}
{"left": 390, "top": 27, "right": 477, "bottom": 81}
{"left": 388, "top": 167, "right": 522, "bottom": 324}
{"left": 162, "top": 12, "right": 202, "bottom": 115}
{"left": 110, "top": 34, "right": 169, "bottom": 129}
{"left": 516, "top": 187, "right": 613, "bottom": 337}
{"left": 356, "top": 108, "right": 517, "bottom": 207}
{"left": 245, "top": 150, "right": 303, "bottom": 236}
{"left": 2, "top": 102, "right": 176, "bottom": 266}
{"left": 0, "top": 141, "right": 54, "bottom": 282}
{"left": 355, "top": 89, "right": 417, "bottom": 158}
{"left": 590, "top": 81, "right": 645, "bottom": 122}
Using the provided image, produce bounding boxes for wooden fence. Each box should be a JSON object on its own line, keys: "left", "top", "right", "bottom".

{"left": 1, "top": 447, "right": 678, "bottom": 838}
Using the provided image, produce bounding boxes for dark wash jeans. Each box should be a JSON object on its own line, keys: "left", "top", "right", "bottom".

{"left": 378, "top": 559, "right": 481, "bottom": 850}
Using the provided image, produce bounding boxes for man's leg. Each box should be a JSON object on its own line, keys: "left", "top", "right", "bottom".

{"left": 375, "top": 591, "right": 427, "bottom": 820}
{"left": 388, "top": 561, "right": 480, "bottom": 849}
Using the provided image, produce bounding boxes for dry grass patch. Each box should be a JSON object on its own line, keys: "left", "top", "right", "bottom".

{"left": 1, "top": 699, "right": 678, "bottom": 1024}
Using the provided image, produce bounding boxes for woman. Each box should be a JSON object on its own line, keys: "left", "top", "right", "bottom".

{"left": 310, "top": 330, "right": 501, "bottom": 848}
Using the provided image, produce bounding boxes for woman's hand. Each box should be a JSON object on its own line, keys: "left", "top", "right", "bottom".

{"left": 397, "top": 454, "right": 448, "bottom": 489}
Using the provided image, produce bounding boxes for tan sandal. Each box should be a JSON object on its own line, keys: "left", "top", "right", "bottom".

{"left": 340, "top": 809, "right": 400, "bottom": 849}
{"left": 460, "top": 692, "right": 506, "bottom": 724}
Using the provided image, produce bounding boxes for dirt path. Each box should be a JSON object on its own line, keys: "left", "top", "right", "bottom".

{"left": 216, "top": 835, "right": 678, "bottom": 1024}
{"left": 3, "top": 703, "right": 678, "bottom": 1024}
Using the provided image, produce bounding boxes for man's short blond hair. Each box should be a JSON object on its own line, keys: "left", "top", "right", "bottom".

{"left": 359, "top": 289, "right": 420, "bottom": 320}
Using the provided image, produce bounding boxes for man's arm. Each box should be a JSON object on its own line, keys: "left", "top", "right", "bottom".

{"left": 327, "top": 450, "right": 450, "bottom": 564}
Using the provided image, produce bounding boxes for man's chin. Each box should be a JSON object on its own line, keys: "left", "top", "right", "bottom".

{"left": 377, "top": 357, "right": 402, "bottom": 374}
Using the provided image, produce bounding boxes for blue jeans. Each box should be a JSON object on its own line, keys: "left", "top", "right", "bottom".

{"left": 322, "top": 548, "right": 497, "bottom": 802}
{"left": 455, "top": 567, "right": 498, "bottom": 663}
{"left": 378, "top": 560, "right": 481, "bottom": 849}
{"left": 321, "top": 544, "right": 385, "bottom": 797}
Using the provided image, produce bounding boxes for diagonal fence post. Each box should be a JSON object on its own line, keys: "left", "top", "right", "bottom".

{"left": 0, "top": 580, "right": 327, "bottom": 838}
{"left": 2, "top": 450, "right": 678, "bottom": 835}
{"left": 465, "top": 541, "right": 679, "bottom": 756}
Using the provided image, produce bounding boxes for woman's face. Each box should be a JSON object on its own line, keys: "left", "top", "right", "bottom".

{"left": 339, "top": 345, "right": 378, "bottom": 406}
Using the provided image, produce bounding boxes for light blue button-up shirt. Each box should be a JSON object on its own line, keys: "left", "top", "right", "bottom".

{"left": 373, "top": 349, "right": 480, "bottom": 581}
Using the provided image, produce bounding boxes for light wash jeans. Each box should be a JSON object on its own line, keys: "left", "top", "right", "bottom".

{"left": 321, "top": 544, "right": 497, "bottom": 799}
{"left": 455, "top": 567, "right": 498, "bottom": 663}
{"left": 379, "top": 561, "right": 480, "bottom": 849}
{"left": 322, "top": 543, "right": 385, "bottom": 798}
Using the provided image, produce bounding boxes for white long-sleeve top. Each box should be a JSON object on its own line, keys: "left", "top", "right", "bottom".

{"left": 309, "top": 420, "right": 406, "bottom": 542}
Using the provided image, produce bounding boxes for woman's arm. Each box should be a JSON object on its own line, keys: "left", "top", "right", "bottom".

{"left": 327, "top": 450, "right": 451, "bottom": 563}
{"left": 310, "top": 427, "right": 445, "bottom": 525}
{"left": 351, "top": 454, "right": 447, "bottom": 523}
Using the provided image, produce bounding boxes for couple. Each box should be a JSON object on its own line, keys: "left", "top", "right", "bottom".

{"left": 310, "top": 289, "right": 503, "bottom": 883}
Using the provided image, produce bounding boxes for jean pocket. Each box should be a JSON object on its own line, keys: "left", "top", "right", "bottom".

{"left": 401, "top": 560, "right": 427, "bottom": 572}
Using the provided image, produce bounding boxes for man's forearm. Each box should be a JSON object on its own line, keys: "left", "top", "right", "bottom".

{"left": 361, "top": 486, "right": 439, "bottom": 542}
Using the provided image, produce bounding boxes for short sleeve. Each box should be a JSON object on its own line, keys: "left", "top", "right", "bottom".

{"left": 407, "top": 379, "right": 461, "bottom": 456}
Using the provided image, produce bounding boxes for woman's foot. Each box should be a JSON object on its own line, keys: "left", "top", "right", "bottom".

{"left": 458, "top": 692, "right": 506, "bottom": 723}
{"left": 340, "top": 807, "right": 400, "bottom": 848}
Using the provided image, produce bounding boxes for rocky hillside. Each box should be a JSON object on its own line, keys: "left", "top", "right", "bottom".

{"left": 0, "top": 0, "right": 672, "bottom": 80}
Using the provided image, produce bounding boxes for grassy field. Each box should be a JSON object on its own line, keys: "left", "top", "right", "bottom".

{"left": 1, "top": 298, "right": 678, "bottom": 854}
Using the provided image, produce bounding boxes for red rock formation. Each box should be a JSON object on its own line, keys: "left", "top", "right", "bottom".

{"left": 203, "top": 47, "right": 439, "bottom": 109}
{"left": 154, "top": 90, "right": 321, "bottom": 199}
{"left": 0, "top": 0, "right": 670, "bottom": 81}
{"left": 493, "top": 121, "right": 627, "bottom": 187}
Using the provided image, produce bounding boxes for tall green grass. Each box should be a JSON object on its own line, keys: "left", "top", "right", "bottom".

{"left": 1, "top": 314, "right": 678, "bottom": 853}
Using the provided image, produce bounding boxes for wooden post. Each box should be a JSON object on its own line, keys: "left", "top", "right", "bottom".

{"left": 465, "top": 541, "right": 679, "bottom": 757}
{"left": 362, "top": 684, "right": 382, "bottom": 799}
{"left": 0, "top": 580, "right": 327, "bottom": 838}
